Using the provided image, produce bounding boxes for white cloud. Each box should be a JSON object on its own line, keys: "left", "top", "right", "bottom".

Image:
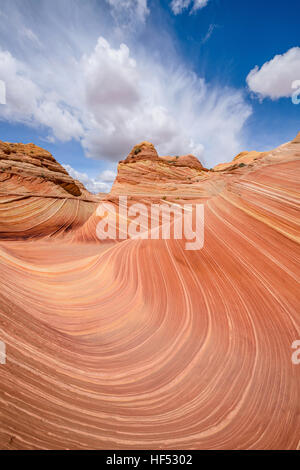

{"left": 170, "top": 0, "right": 209, "bottom": 15}
{"left": 171, "top": 0, "right": 190, "bottom": 15}
{"left": 62, "top": 164, "right": 113, "bottom": 193}
{"left": 0, "top": 36, "right": 251, "bottom": 166}
{"left": 0, "top": 49, "right": 83, "bottom": 142}
{"left": 81, "top": 37, "right": 251, "bottom": 164}
{"left": 106, "top": 0, "right": 149, "bottom": 26}
{"left": 83, "top": 38, "right": 139, "bottom": 113}
{"left": 191, "top": 0, "right": 209, "bottom": 12}
{"left": 98, "top": 169, "right": 118, "bottom": 182}
{"left": 0, "top": 0, "right": 252, "bottom": 169}
{"left": 246, "top": 47, "right": 300, "bottom": 100}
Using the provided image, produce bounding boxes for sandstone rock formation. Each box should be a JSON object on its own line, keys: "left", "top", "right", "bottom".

{"left": 0, "top": 134, "right": 299, "bottom": 450}
{"left": 0, "top": 140, "right": 100, "bottom": 239}
{"left": 111, "top": 141, "right": 208, "bottom": 196}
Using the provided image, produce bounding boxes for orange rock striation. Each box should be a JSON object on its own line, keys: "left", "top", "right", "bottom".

{"left": 111, "top": 141, "right": 208, "bottom": 196}
{"left": 0, "top": 141, "right": 100, "bottom": 239}
{"left": 0, "top": 134, "right": 299, "bottom": 449}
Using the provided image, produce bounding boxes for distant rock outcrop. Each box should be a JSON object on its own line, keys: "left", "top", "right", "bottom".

{"left": 0, "top": 141, "right": 86, "bottom": 197}
{"left": 0, "top": 140, "right": 99, "bottom": 239}
{"left": 111, "top": 141, "right": 208, "bottom": 196}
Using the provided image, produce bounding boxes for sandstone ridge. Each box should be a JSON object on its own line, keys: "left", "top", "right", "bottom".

{"left": 0, "top": 140, "right": 86, "bottom": 197}
{"left": 0, "top": 140, "right": 99, "bottom": 239}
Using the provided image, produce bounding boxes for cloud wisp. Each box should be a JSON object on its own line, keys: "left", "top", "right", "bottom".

{"left": 106, "top": 0, "right": 149, "bottom": 26}
{"left": 170, "top": 0, "right": 209, "bottom": 15}
{"left": 201, "top": 24, "right": 218, "bottom": 44}
{"left": 63, "top": 164, "right": 117, "bottom": 193}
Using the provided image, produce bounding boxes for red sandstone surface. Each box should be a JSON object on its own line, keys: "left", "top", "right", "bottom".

{"left": 0, "top": 141, "right": 101, "bottom": 239}
{"left": 0, "top": 135, "right": 299, "bottom": 449}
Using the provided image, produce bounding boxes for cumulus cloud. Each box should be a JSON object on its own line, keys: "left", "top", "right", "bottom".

{"left": 170, "top": 0, "right": 209, "bottom": 15}
{"left": 63, "top": 164, "right": 115, "bottom": 193}
{"left": 0, "top": 49, "right": 83, "bottom": 142}
{"left": 82, "top": 37, "right": 251, "bottom": 164}
{"left": 0, "top": 36, "right": 251, "bottom": 166}
{"left": 246, "top": 47, "right": 300, "bottom": 100}
{"left": 0, "top": 0, "right": 252, "bottom": 169}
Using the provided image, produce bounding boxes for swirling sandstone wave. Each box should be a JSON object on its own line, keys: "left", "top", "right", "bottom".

{"left": 0, "top": 136, "right": 299, "bottom": 449}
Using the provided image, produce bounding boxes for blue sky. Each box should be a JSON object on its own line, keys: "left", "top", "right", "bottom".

{"left": 0, "top": 0, "right": 299, "bottom": 192}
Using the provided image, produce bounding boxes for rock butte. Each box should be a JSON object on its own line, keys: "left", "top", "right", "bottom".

{"left": 0, "top": 140, "right": 102, "bottom": 239}
{"left": 0, "top": 134, "right": 299, "bottom": 449}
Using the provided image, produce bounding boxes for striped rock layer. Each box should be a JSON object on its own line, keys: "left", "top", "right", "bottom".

{"left": 0, "top": 135, "right": 299, "bottom": 449}
{"left": 0, "top": 141, "right": 100, "bottom": 239}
